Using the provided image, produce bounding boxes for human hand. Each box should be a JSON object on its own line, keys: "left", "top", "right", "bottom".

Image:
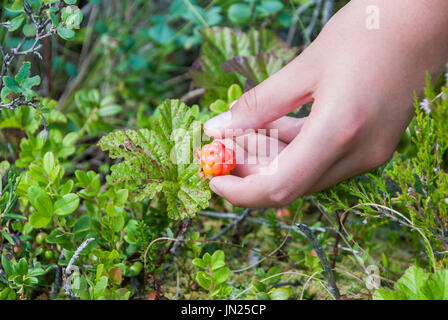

{"left": 203, "top": 0, "right": 448, "bottom": 208}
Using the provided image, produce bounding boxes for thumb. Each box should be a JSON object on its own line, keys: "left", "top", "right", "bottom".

{"left": 203, "top": 57, "right": 316, "bottom": 138}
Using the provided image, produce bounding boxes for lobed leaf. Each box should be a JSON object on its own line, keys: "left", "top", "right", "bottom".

{"left": 190, "top": 27, "right": 298, "bottom": 100}
{"left": 99, "top": 100, "right": 210, "bottom": 220}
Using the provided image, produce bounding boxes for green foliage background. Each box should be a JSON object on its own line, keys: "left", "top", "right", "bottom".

{"left": 0, "top": 0, "right": 448, "bottom": 301}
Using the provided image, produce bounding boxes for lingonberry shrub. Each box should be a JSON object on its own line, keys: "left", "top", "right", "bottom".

{"left": 1, "top": 0, "right": 83, "bottom": 112}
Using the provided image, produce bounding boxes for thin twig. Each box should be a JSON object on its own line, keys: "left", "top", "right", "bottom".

{"left": 207, "top": 209, "right": 249, "bottom": 241}
{"left": 51, "top": 249, "right": 65, "bottom": 300}
{"left": 311, "top": 198, "right": 375, "bottom": 279}
{"left": 63, "top": 238, "right": 94, "bottom": 298}
{"left": 332, "top": 211, "right": 350, "bottom": 269}
{"left": 180, "top": 88, "right": 206, "bottom": 103}
{"left": 163, "top": 73, "right": 191, "bottom": 86}
{"left": 270, "top": 280, "right": 302, "bottom": 289}
{"left": 296, "top": 223, "right": 340, "bottom": 299}
{"left": 158, "top": 219, "right": 193, "bottom": 286}
{"left": 0, "top": 272, "right": 8, "bottom": 286}
{"left": 66, "top": 238, "right": 94, "bottom": 271}
{"left": 200, "top": 210, "right": 333, "bottom": 234}
{"left": 322, "top": 0, "right": 335, "bottom": 25}
{"left": 79, "top": 2, "right": 99, "bottom": 65}
{"left": 0, "top": 97, "right": 39, "bottom": 110}
{"left": 340, "top": 202, "right": 437, "bottom": 272}
{"left": 287, "top": 0, "right": 316, "bottom": 45}
{"left": 305, "top": 0, "right": 322, "bottom": 40}
{"left": 59, "top": 47, "right": 97, "bottom": 109}
{"left": 299, "top": 269, "right": 325, "bottom": 300}
{"left": 200, "top": 210, "right": 360, "bottom": 266}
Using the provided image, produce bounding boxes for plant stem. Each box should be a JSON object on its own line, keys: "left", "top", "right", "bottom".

{"left": 295, "top": 223, "right": 340, "bottom": 299}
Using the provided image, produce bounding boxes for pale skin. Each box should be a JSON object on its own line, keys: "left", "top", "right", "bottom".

{"left": 203, "top": 0, "right": 448, "bottom": 208}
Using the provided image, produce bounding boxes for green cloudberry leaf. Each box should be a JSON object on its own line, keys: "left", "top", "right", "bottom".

{"left": 190, "top": 27, "right": 297, "bottom": 100}
{"left": 394, "top": 266, "right": 429, "bottom": 299}
{"left": 221, "top": 52, "right": 286, "bottom": 89}
{"left": 422, "top": 269, "right": 448, "bottom": 299}
{"left": 99, "top": 99, "right": 211, "bottom": 220}
{"left": 373, "top": 266, "right": 448, "bottom": 300}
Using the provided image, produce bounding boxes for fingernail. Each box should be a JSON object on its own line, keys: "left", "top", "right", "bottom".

{"left": 204, "top": 111, "right": 232, "bottom": 136}
{"left": 210, "top": 181, "right": 223, "bottom": 197}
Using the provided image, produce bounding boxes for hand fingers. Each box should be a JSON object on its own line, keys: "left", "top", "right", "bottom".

{"left": 217, "top": 137, "right": 287, "bottom": 177}
{"left": 262, "top": 116, "right": 308, "bottom": 144}
{"left": 234, "top": 132, "right": 287, "bottom": 156}
{"left": 204, "top": 56, "right": 317, "bottom": 139}
{"left": 210, "top": 101, "right": 348, "bottom": 207}
{"left": 216, "top": 139, "right": 262, "bottom": 177}
{"left": 210, "top": 175, "right": 276, "bottom": 208}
